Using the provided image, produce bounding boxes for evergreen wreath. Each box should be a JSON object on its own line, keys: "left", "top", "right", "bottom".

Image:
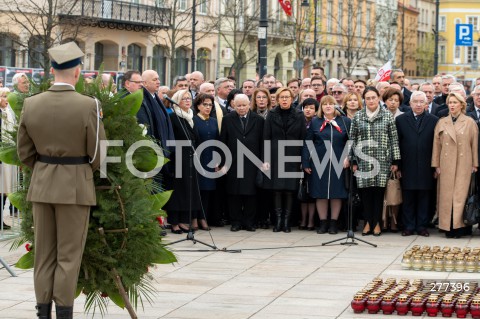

{"left": 0, "top": 75, "right": 176, "bottom": 318}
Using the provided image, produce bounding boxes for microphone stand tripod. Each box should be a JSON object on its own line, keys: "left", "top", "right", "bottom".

{"left": 321, "top": 109, "right": 377, "bottom": 247}
{"left": 163, "top": 102, "right": 217, "bottom": 250}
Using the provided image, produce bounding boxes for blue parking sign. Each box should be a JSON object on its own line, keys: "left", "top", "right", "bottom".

{"left": 456, "top": 24, "right": 473, "bottom": 46}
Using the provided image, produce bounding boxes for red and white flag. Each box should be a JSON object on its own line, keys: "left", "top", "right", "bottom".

{"left": 279, "top": 0, "right": 293, "bottom": 16}
{"left": 374, "top": 60, "right": 392, "bottom": 82}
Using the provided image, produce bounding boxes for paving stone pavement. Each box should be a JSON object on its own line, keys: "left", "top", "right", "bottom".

{"left": 1, "top": 226, "right": 480, "bottom": 318}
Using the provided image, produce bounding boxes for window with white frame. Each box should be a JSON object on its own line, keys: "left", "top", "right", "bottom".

{"left": 337, "top": 0, "right": 343, "bottom": 34}
{"left": 467, "top": 16, "right": 479, "bottom": 31}
{"left": 439, "top": 45, "right": 446, "bottom": 64}
{"left": 454, "top": 18, "right": 461, "bottom": 25}
{"left": 356, "top": 0, "right": 362, "bottom": 37}
{"left": 198, "top": 0, "right": 207, "bottom": 14}
{"left": 179, "top": 0, "right": 187, "bottom": 11}
{"left": 439, "top": 16, "right": 446, "bottom": 31}
{"left": 467, "top": 46, "right": 478, "bottom": 63}
{"left": 455, "top": 46, "right": 461, "bottom": 61}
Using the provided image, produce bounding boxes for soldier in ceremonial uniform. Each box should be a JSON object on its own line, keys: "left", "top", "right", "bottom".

{"left": 17, "top": 42, "right": 106, "bottom": 319}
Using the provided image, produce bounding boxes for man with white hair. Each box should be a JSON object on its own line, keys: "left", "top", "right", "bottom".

{"left": 326, "top": 78, "right": 339, "bottom": 95}
{"left": 376, "top": 81, "right": 391, "bottom": 107}
{"left": 189, "top": 71, "right": 204, "bottom": 99}
{"left": 214, "top": 77, "right": 233, "bottom": 108}
{"left": 434, "top": 74, "right": 456, "bottom": 106}
{"left": 219, "top": 93, "right": 265, "bottom": 232}
{"left": 331, "top": 83, "right": 347, "bottom": 106}
{"left": 301, "top": 77, "right": 311, "bottom": 90}
{"left": 419, "top": 82, "right": 439, "bottom": 114}
{"left": 395, "top": 90, "right": 439, "bottom": 237}
{"left": 12, "top": 73, "right": 30, "bottom": 94}
{"left": 200, "top": 82, "right": 226, "bottom": 130}
{"left": 296, "top": 88, "right": 316, "bottom": 111}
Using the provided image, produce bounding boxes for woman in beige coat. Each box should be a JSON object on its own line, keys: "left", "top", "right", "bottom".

{"left": 432, "top": 92, "right": 478, "bottom": 238}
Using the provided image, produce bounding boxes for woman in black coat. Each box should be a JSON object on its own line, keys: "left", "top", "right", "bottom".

{"left": 263, "top": 87, "right": 307, "bottom": 232}
{"left": 302, "top": 95, "right": 351, "bottom": 234}
{"left": 192, "top": 93, "right": 219, "bottom": 231}
{"left": 164, "top": 89, "right": 202, "bottom": 234}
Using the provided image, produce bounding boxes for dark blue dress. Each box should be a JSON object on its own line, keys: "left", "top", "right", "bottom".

{"left": 301, "top": 116, "right": 351, "bottom": 199}
{"left": 193, "top": 115, "right": 219, "bottom": 191}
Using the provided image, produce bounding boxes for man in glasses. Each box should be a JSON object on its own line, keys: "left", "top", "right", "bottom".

{"left": 123, "top": 70, "right": 143, "bottom": 94}
{"left": 331, "top": 83, "right": 347, "bottom": 106}
{"left": 311, "top": 76, "right": 326, "bottom": 102}
{"left": 173, "top": 75, "right": 189, "bottom": 90}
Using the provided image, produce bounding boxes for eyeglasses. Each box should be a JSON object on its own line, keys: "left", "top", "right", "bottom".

{"left": 181, "top": 97, "right": 191, "bottom": 101}
{"left": 202, "top": 103, "right": 213, "bottom": 107}
{"left": 278, "top": 96, "right": 292, "bottom": 100}
{"left": 128, "top": 80, "right": 143, "bottom": 84}
{"left": 312, "top": 84, "right": 324, "bottom": 87}
{"left": 332, "top": 91, "right": 344, "bottom": 95}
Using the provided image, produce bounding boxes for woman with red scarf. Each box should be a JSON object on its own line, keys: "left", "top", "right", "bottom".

{"left": 302, "top": 95, "right": 351, "bottom": 234}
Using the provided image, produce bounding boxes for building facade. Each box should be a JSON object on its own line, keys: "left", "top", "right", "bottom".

{"left": 438, "top": 0, "right": 480, "bottom": 80}
{"left": 395, "top": 0, "right": 419, "bottom": 77}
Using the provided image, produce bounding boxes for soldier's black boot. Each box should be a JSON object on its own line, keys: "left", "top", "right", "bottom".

{"left": 35, "top": 302, "right": 52, "bottom": 319}
{"left": 273, "top": 208, "right": 283, "bottom": 232}
{"left": 317, "top": 220, "right": 328, "bottom": 234}
{"left": 283, "top": 210, "right": 291, "bottom": 233}
{"left": 55, "top": 305, "right": 73, "bottom": 319}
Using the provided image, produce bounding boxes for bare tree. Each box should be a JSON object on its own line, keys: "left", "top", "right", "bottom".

{"left": 0, "top": 0, "right": 84, "bottom": 79}
{"left": 153, "top": 0, "right": 217, "bottom": 86}
{"left": 327, "top": 0, "right": 379, "bottom": 77}
{"left": 416, "top": 33, "right": 435, "bottom": 77}
{"left": 375, "top": 0, "right": 398, "bottom": 64}
{"left": 214, "top": 0, "right": 260, "bottom": 81}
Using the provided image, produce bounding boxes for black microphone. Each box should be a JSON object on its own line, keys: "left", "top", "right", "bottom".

{"left": 334, "top": 105, "right": 346, "bottom": 117}
{"left": 163, "top": 94, "right": 179, "bottom": 106}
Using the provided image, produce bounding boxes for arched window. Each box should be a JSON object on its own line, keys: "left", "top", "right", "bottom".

{"left": 196, "top": 48, "right": 210, "bottom": 79}
{"left": 0, "top": 34, "right": 16, "bottom": 66}
{"left": 94, "top": 42, "right": 104, "bottom": 70}
{"left": 152, "top": 45, "right": 167, "bottom": 84}
{"left": 174, "top": 47, "right": 189, "bottom": 77}
{"left": 28, "top": 36, "right": 45, "bottom": 68}
{"left": 127, "top": 44, "right": 142, "bottom": 71}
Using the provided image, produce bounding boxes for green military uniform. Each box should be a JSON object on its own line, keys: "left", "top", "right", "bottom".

{"left": 16, "top": 42, "right": 106, "bottom": 319}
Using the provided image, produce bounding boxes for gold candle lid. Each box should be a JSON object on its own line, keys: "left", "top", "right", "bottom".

{"left": 412, "top": 245, "right": 421, "bottom": 251}
{"left": 428, "top": 295, "right": 439, "bottom": 302}
{"left": 412, "top": 296, "right": 423, "bottom": 302}
{"left": 398, "top": 294, "right": 409, "bottom": 302}
{"left": 442, "top": 246, "right": 451, "bottom": 252}
{"left": 383, "top": 295, "right": 394, "bottom": 301}
{"left": 369, "top": 294, "right": 379, "bottom": 301}
{"left": 457, "top": 298, "right": 468, "bottom": 304}
{"left": 443, "top": 296, "right": 453, "bottom": 303}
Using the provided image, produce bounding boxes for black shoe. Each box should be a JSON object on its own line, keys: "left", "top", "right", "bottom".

{"left": 328, "top": 220, "right": 338, "bottom": 234}
{"left": 402, "top": 230, "right": 414, "bottom": 236}
{"left": 36, "top": 303, "right": 52, "bottom": 319}
{"left": 244, "top": 226, "right": 256, "bottom": 232}
{"left": 171, "top": 228, "right": 183, "bottom": 234}
{"left": 230, "top": 225, "right": 241, "bottom": 232}
{"left": 317, "top": 220, "right": 328, "bottom": 234}
{"left": 418, "top": 229, "right": 430, "bottom": 237}
{"left": 273, "top": 208, "right": 283, "bottom": 232}
{"left": 261, "top": 222, "right": 269, "bottom": 229}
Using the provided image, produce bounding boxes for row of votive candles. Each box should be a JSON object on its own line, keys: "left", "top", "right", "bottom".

{"left": 402, "top": 245, "right": 480, "bottom": 272}
{"left": 351, "top": 278, "right": 480, "bottom": 317}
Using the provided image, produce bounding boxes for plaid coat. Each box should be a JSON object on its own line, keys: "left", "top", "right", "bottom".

{"left": 350, "top": 106, "right": 401, "bottom": 188}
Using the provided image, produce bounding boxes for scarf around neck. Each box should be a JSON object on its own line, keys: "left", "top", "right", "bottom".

{"left": 320, "top": 117, "right": 342, "bottom": 133}
{"left": 365, "top": 104, "right": 380, "bottom": 121}
{"left": 173, "top": 105, "right": 194, "bottom": 128}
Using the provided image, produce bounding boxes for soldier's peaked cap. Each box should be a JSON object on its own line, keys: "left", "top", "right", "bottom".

{"left": 48, "top": 42, "right": 84, "bottom": 70}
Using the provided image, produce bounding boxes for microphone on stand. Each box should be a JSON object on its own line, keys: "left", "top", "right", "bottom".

{"left": 163, "top": 94, "right": 180, "bottom": 106}
{"left": 334, "top": 105, "right": 347, "bottom": 117}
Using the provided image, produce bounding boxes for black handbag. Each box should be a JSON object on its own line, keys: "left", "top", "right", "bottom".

{"left": 464, "top": 173, "right": 480, "bottom": 226}
{"left": 297, "top": 176, "right": 309, "bottom": 201}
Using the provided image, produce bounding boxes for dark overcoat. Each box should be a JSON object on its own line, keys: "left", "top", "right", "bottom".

{"left": 193, "top": 115, "right": 219, "bottom": 191}
{"left": 220, "top": 111, "right": 264, "bottom": 195}
{"left": 396, "top": 111, "right": 438, "bottom": 190}
{"left": 263, "top": 106, "right": 306, "bottom": 191}
{"left": 163, "top": 113, "right": 201, "bottom": 212}
{"left": 302, "top": 116, "right": 351, "bottom": 199}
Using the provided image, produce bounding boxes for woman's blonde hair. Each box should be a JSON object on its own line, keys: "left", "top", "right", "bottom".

{"left": 317, "top": 95, "right": 341, "bottom": 118}
{"left": 342, "top": 92, "right": 363, "bottom": 113}
{"left": 171, "top": 89, "right": 191, "bottom": 106}
{"left": 274, "top": 87, "right": 294, "bottom": 103}
{"left": 251, "top": 88, "right": 272, "bottom": 112}
{"left": 447, "top": 92, "right": 467, "bottom": 114}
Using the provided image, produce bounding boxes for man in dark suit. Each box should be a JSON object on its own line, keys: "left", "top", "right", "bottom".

{"left": 435, "top": 84, "right": 469, "bottom": 118}
{"left": 396, "top": 91, "right": 438, "bottom": 237}
{"left": 219, "top": 94, "right": 265, "bottom": 232}
{"left": 390, "top": 69, "right": 412, "bottom": 108}
{"left": 17, "top": 42, "right": 106, "bottom": 319}
{"left": 467, "top": 85, "right": 480, "bottom": 199}
{"left": 137, "top": 70, "right": 174, "bottom": 159}
{"left": 419, "top": 82, "right": 439, "bottom": 115}
{"left": 433, "top": 74, "right": 456, "bottom": 106}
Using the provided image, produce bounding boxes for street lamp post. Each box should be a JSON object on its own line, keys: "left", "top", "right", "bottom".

{"left": 258, "top": 0, "right": 268, "bottom": 79}
{"left": 401, "top": 0, "right": 405, "bottom": 70}
{"left": 433, "top": 0, "right": 439, "bottom": 75}
{"left": 191, "top": 0, "right": 196, "bottom": 71}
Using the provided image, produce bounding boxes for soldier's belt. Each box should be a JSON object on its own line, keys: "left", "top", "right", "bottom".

{"left": 37, "top": 155, "right": 89, "bottom": 165}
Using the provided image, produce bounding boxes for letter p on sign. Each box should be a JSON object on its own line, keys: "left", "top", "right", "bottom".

{"left": 456, "top": 24, "right": 473, "bottom": 46}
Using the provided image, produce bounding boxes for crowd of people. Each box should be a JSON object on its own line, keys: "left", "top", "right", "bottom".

{"left": 3, "top": 68, "right": 480, "bottom": 240}
{"left": 118, "top": 66, "right": 480, "bottom": 239}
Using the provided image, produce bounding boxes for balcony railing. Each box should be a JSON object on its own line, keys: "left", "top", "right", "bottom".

{"left": 268, "top": 19, "right": 295, "bottom": 39}
{"left": 59, "top": 0, "right": 171, "bottom": 32}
